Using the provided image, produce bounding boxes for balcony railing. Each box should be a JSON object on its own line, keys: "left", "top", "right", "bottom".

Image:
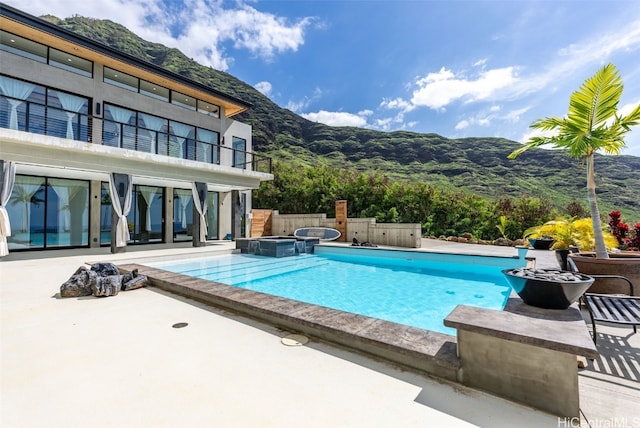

{"left": 0, "top": 95, "right": 272, "bottom": 174}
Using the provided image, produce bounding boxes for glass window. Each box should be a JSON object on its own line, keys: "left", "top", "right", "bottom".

{"left": 240, "top": 192, "right": 247, "bottom": 238}
{"left": 0, "top": 30, "right": 47, "bottom": 63}
{"left": 100, "top": 183, "right": 112, "bottom": 245}
{"left": 103, "top": 104, "right": 135, "bottom": 149}
{"left": 101, "top": 183, "right": 164, "bottom": 246}
{"left": 197, "top": 100, "right": 220, "bottom": 118}
{"left": 140, "top": 79, "right": 169, "bottom": 101}
{"left": 168, "top": 121, "right": 195, "bottom": 159}
{"left": 7, "top": 175, "right": 46, "bottom": 250}
{"left": 171, "top": 91, "right": 196, "bottom": 110}
{"left": 196, "top": 128, "right": 219, "bottom": 164}
{"left": 103, "top": 67, "right": 138, "bottom": 92}
{"left": 173, "top": 188, "right": 193, "bottom": 242}
{"left": 138, "top": 112, "right": 167, "bottom": 154}
{"left": 47, "top": 89, "right": 89, "bottom": 114}
{"left": 232, "top": 136, "right": 246, "bottom": 169}
{"left": 49, "top": 48, "right": 92, "bottom": 78}
{"left": 7, "top": 175, "right": 88, "bottom": 250}
{"left": 206, "top": 191, "right": 219, "bottom": 240}
{"left": 129, "top": 185, "right": 164, "bottom": 244}
{"left": 0, "top": 76, "right": 45, "bottom": 131}
{"left": 104, "top": 104, "right": 135, "bottom": 124}
{"left": 46, "top": 178, "right": 89, "bottom": 248}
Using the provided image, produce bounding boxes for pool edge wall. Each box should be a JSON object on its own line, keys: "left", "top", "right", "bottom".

{"left": 119, "top": 263, "right": 460, "bottom": 383}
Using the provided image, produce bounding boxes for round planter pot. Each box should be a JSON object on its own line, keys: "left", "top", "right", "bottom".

{"left": 555, "top": 249, "right": 570, "bottom": 271}
{"left": 569, "top": 253, "right": 640, "bottom": 296}
{"left": 502, "top": 268, "right": 594, "bottom": 309}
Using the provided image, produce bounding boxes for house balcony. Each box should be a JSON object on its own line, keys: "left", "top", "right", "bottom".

{"left": 0, "top": 95, "right": 273, "bottom": 191}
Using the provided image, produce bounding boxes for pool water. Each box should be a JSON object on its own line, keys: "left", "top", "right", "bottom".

{"left": 152, "top": 249, "right": 516, "bottom": 336}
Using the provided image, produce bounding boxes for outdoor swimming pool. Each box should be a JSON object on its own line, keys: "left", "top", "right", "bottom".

{"left": 151, "top": 247, "right": 526, "bottom": 335}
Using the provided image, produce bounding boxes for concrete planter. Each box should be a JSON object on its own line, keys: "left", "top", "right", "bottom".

{"left": 569, "top": 253, "right": 640, "bottom": 296}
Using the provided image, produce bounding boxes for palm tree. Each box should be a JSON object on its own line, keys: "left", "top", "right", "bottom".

{"left": 508, "top": 63, "right": 640, "bottom": 259}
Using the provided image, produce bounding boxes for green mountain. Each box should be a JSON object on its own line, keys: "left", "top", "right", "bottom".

{"left": 47, "top": 15, "right": 640, "bottom": 216}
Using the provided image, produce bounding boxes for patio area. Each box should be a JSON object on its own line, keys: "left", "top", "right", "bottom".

{"left": 1, "top": 240, "right": 638, "bottom": 427}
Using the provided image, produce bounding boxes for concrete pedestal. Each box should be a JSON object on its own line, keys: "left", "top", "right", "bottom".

{"left": 445, "top": 302, "right": 598, "bottom": 418}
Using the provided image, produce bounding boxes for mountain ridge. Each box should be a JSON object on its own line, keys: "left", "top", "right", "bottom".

{"left": 46, "top": 14, "right": 640, "bottom": 215}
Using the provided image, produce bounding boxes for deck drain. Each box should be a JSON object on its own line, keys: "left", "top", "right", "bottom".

{"left": 172, "top": 322, "right": 189, "bottom": 329}
{"left": 281, "top": 334, "right": 309, "bottom": 346}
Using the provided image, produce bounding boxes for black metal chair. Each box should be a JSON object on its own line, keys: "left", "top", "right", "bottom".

{"left": 567, "top": 258, "right": 640, "bottom": 344}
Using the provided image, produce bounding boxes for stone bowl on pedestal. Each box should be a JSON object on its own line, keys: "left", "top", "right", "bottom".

{"left": 502, "top": 268, "right": 594, "bottom": 310}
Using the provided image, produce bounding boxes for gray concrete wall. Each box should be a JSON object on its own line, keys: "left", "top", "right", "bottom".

{"left": 457, "top": 330, "right": 579, "bottom": 418}
{"left": 272, "top": 213, "right": 327, "bottom": 236}
{"left": 370, "top": 223, "right": 422, "bottom": 248}
{"left": 268, "top": 212, "right": 421, "bottom": 247}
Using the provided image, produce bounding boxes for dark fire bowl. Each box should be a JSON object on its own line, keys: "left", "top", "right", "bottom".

{"left": 528, "top": 238, "right": 555, "bottom": 250}
{"left": 502, "top": 268, "right": 595, "bottom": 310}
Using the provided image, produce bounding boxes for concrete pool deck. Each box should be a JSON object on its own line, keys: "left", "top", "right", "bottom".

{"left": 1, "top": 239, "right": 638, "bottom": 427}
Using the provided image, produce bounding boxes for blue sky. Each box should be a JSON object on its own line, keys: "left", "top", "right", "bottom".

{"left": 8, "top": 0, "right": 640, "bottom": 156}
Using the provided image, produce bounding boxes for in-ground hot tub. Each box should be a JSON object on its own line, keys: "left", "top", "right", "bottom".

{"left": 235, "top": 236, "right": 320, "bottom": 257}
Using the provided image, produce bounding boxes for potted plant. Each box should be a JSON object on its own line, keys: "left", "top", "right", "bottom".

{"left": 508, "top": 63, "right": 640, "bottom": 294}
{"left": 523, "top": 218, "right": 617, "bottom": 270}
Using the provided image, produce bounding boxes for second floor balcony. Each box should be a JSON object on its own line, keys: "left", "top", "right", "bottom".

{"left": 0, "top": 94, "right": 272, "bottom": 174}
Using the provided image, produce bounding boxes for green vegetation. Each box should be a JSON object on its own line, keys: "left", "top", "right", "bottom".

{"left": 49, "top": 15, "right": 640, "bottom": 229}
{"left": 523, "top": 217, "right": 618, "bottom": 251}
{"left": 509, "top": 63, "right": 640, "bottom": 258}
{"left": 254, "top": 162, "right": 568, "bottom": 240}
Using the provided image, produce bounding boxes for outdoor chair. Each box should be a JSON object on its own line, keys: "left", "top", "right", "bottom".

{"left": 567, "top": 258, "right": 640, "bottom": 344}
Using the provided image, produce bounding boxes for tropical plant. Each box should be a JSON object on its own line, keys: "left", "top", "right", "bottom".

{"left": 609, "top": 210, "right": 640, "bottom": 250}
{"left": 508, "top": 63, "right": 640, "bottom": 259}
{"left": 608, "top": 210, "right": 629, "bottom": 246}
{"left": 523, "top": 217, "right": 618, "bottom": 251}
{"left": 629, "top": 223, "right": 640, "bottom": 249}
{"left": 496, "top": 215, "right": 509, "bottom": 239}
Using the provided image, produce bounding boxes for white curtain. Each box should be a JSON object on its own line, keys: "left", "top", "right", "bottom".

{"left": 192, "top": 182, "right": 208, "bottom": 242}
{"left": 138, "top": 187, "right": 157, "bottom": 232}
{"left": 0, "top": 161, "right": 16, "bottom": 257}
{"left": 170, "top": 122, "right": 192, "bottom": 158}
{"left": 178, "top": 193, "right": 190, "bottom": 229}
{"left": 106, "top": 105, "right": 133, "bottom": 124}
{"left": 55, "top": 182, "right": 87, "bottom": 232}
{"left": 197, "top": 129, "right": 218, "bottom": 163}
{"left": 0, "top": 76, "right": 36, "bottom": 130}
{"left": 56, "top": 92, "right": 87, "bottom": 139}
{"left": 108, "top": 173, "right": 132, "bottom": 247}
{"left": 139, "top": 113, "right": 165, "bottom": 153}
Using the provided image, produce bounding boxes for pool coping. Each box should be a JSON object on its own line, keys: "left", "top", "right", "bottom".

{"left": 119, "top": 263, "right": 461, "bottom": 381}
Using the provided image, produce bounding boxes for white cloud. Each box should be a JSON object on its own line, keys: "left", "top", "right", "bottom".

{"left": 254, "top": 81, "right": 272, "bottom": 97}
{"left": 285, "top": 87, "right": 322, "bottom": 113}
{"left": 301, "top": 110, "right": 368, "bottom": 127}
{"left": 455, "top": 120, "right": 469, "bottom": 130}
{"left": 619, "top": 101, "right": 640, "bottom": 117}
{"left": 502, "top": 107, "right": 530, "bottom": 123}
{"left": 4, "top": 0, "right": 315, "bottom": 71}
{"left": 395, "top": 18, "right": 640, "bottom": 122}
{"left": 472, "top": 58, "right": 487, "bottom": 68}
{"left": 520, "top": 128, "right": 558, "bottom": 146}
{"left": 614, "top": 101, "right": 640, "bottom": 156}
{"left": 410, "top": 66, "right": 518, "bottom": 110}
{"left": 379, "top": 97, "right": 414, "bottom": 112}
